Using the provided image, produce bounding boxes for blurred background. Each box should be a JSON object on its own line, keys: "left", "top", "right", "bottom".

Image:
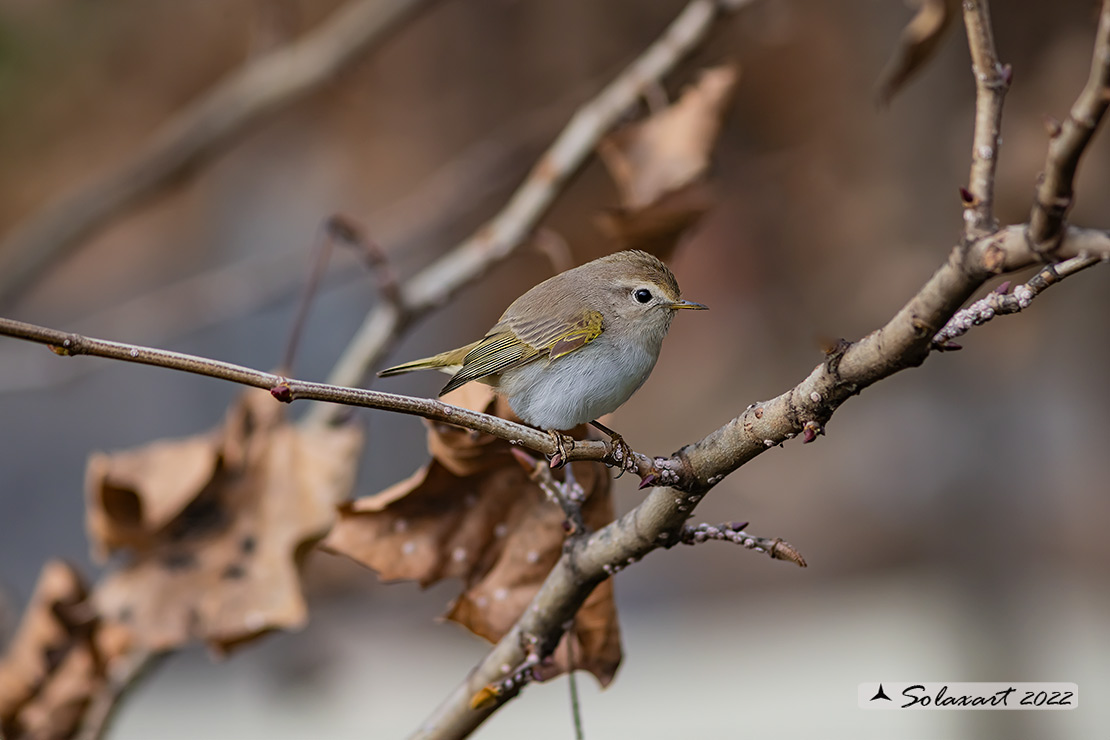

{"left": 1, "top": 0, "right": 1108, "bottom": 738}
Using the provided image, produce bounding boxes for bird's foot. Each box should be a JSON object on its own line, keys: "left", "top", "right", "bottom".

{"left": 547, "top": 430, "right": 575, "bottom": 468}
{"left": 589, "top": 420, "right": 635, "bottom": 477}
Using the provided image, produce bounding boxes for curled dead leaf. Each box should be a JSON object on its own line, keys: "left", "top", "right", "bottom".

{"left": 596, "top": 181, "right": 714, "bottom": 255}
{"left": 87, "top": 388, "right": 362, "bottom": 655}
{"left": 86, "top": 436, "right": 218, "bottom": 558}
{"left": 600, "top": 65, "right": 738, "bottom": 210}
{"left": 322, "top": 384, "right": 622, "bottom": 685}
{"left": 597, "top": 65, "right": 738, "bottom": 260}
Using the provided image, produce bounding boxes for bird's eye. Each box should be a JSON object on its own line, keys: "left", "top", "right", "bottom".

{"left": 633, "top": 288, "right": 652, "bottom": 304}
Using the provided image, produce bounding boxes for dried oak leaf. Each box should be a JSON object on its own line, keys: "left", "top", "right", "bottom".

{"left": 0, "top": 561, "right": 129, "bottom": 740}
{"left": 597, "top": 182, "right": 714, "bottom": 258}
{"left": 876, "top": 0, "right": 959, "bottom": 105}
{"left": 597, "top": 65, "right": 738, "bottom": 259}
{"left": 87, "top": 388, "right": 362, "bottom": 655}
{"left": 322, "top": 383, "right": 622, "bottom": 685}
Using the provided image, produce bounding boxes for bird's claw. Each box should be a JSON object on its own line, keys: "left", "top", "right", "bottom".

{"left": 547, "top": 430, "right": 574, "bottom": 468}
{"left": 588, "top": 420, "right": 638, "bottom": 478}
{"left": 603, "top": 432, "right": 635, "bottom": 478}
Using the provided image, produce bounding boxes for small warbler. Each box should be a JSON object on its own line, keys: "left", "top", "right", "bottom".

{"left": 379, "top": 250, "right": 706, "bottom": 463}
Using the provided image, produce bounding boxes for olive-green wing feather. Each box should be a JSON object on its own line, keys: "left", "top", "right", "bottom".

{"left": 438, "top": 309, "right": 604, "bottom": 395}
{"left": 377, "top": 341, "right": 479, "bottom": 377}
{"left": 438, "top": 332, "right": 538, "bottom": 394}
{"left": 542, "top": 310, "right": 605, "bottom": 360}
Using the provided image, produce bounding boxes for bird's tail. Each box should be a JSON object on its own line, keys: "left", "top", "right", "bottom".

{"left": 377, "top": 342, "right": 479, "bottom": 378}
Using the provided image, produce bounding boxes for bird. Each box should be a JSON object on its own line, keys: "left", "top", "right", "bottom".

{"left": 378, "top": 249, "right": 706, "bottom": 465}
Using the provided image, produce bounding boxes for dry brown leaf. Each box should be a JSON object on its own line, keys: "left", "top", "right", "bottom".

{"left": 322, "top": 384, "right": 622, "bottom": 685}
{"left": 876, "top": 0, "right": 959, "bottom": 104}
{"left": 597, "top": 64, "right": 737, "bottom": 260}
{"left": 0, "top": 561, "right": 129, "bottom": 740}
{"left": 596, "top": 181, "right": 714, "bottom": 256}
{"left": 87, "top": 388, "right": 362, "bottom": 655}
{"left": 600, "top": 65, "right": 738, "bottom": 210}
{"left": 86, "top": 436, "right": 218, "bottom": 558}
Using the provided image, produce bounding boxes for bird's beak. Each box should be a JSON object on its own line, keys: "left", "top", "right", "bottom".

{"left": 669, "top": 299, "right": 708, "bottom": 310}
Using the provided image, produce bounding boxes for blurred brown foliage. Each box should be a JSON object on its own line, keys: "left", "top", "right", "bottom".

{"left": 324, "top": 384, "right": 621, "bottom": 685}
{"left": 597, "top": 64, "right": 738, "bottom": 256}
{"left": 0, "top": 561, "right": 127, "bottom": 740}
{"left": 88, "top": 389, "right": 362, "bottom": 655}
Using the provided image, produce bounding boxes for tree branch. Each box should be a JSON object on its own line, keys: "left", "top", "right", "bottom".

{"left": 0, "top": 315, "right": 609, "bottom": 464}
{"left": 673, "top": 224, "right": 1110, "bottom": 493}
{"left": 932, "top": 251, "right": 1106, "bottom": 348}
{"left": 1027, "top": 0, "right": 1110, "bottom": 253}
{"left": 0, "top": 0, "right": 433, "bottom": 304}
{"left": 961, "top": 0, "right": 1009, "bottom": 238}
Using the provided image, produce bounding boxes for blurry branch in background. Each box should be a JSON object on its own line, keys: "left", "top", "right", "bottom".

{"left": 0, "top": 101, "right": 558, "bottom": 394}
{"left": 279, "top": 222, "right": 340, "bottom": 373}
{"left": 328, "top": 216, "right": 404, "bottom": 309}
{"left": 0, "top": 0, "right": 434, "bottom": 305}
{"left": 280, "top": 215, "right": 403, "bottom": 375}
{"left": 876, "top": 0, "right": 959, "bottom": 105}
{"left": 306, "top": 0, "right": 752, "bottom": 428}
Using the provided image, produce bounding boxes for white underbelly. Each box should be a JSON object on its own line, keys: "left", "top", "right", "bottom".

{"left": 498, "top": 339, "right": 657, "bottom": 430}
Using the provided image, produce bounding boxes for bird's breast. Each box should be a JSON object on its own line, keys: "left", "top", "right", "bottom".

{"left": 497, "top": 335, "right": 658, "bottom": 430}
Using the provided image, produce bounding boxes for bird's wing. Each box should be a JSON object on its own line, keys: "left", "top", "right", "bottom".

{"left": 438, "top": 309, "right": 604, "bottom": 395}
{"left": 530, "top": 309, "right": 605, "bottom": 360}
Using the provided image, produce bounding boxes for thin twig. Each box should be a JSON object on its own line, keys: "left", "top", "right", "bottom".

{"left": 1027, "top": 0, "right": 1110, "bottom": 254}
{"left": 876, "top": 0, "right": 958, "bottom": 105}
{"left": 932, "top": 252, "right": 1105, "bottom": 348}
{"left": 675, "top": 522, "right": 807, "bottom": 567}
{"left": 281, "top": 224, "right": 335, "bottom": 372}
{"left": 961, "top": 0, "right": 1010, "bottom": 238}
{"left": 0, "top": 315, "right": 613, "bottom": 464}
{"left": 566, "top": 619, "right": 585, "bottom": 740}
{"left": 309, "top": 0, "right": 756, "bottom": 428}
{"left": 326, "top": 215, "right": 404, "bottom": 309}
{"left": 0, "top": 0, "right": 433, "bottom": 304}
